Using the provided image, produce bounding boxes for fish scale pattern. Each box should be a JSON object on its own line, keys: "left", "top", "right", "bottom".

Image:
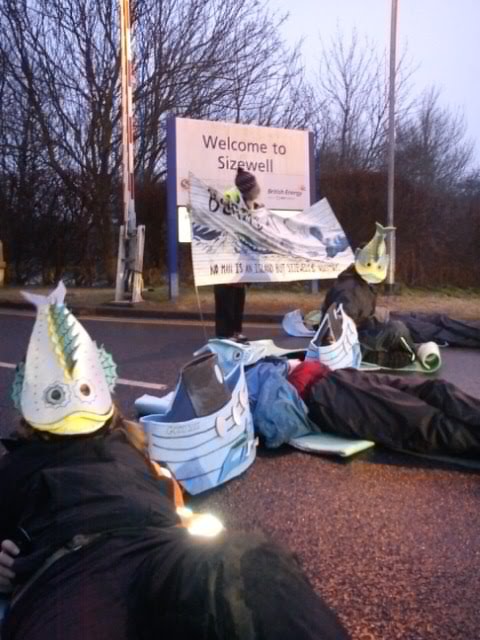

{"left": 98, "top": 347, "right": 118, "bottom": 391}
{"left": 11, "top": 361, "right": 25, "bottom": 410}
{"left": 48, "top": 305, "right": 80, "bottom": 377}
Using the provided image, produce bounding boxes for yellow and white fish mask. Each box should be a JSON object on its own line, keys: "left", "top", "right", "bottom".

{"left": 354, "top": 222, "right": 395, "bottom": 284}
{"left": 11, "top": 282, "right": 117, "bottom": 435}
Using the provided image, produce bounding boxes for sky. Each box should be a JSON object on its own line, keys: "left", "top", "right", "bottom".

{"left": 272, "top": 0, "right": 480, "bottom": 165}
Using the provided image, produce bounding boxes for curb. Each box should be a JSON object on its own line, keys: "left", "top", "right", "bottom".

{"left": 0, "top": 299, "right": 283, "bottom": 325}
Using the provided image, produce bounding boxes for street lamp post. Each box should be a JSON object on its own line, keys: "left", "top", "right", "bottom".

{"left": 386, "top": 0, "right": 399, "bottom": 294}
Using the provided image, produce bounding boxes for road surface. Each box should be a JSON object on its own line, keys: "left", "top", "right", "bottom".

{"left": 1, "top": 309, "right": 479, "bottom": 639}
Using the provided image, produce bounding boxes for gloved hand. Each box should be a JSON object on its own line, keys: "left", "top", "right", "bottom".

{"left": 0, "top": 540, "right": 19, "bottom": 593}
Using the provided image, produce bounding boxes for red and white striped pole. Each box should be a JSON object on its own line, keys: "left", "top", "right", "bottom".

{"left": 119, "top": 0, "right": 136, "bottom": 235}
{"left": 116, "top": 0, "right": 144, "bottom": 302}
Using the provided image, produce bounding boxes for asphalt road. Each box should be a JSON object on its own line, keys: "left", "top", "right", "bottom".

{"left": 1, "top": 309, "right": 480, "bottom": 639}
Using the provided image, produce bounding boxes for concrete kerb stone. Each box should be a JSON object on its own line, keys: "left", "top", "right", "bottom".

{"left": 0, "top": 299, "right": 283, "bottom": 325}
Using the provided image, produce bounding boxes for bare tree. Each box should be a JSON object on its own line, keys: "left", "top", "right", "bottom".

{"left": 0, "top": 0, "right": 312, "bottom": 282}
{"left": 133, "top": 0, "right": 311, "bottom": 183}
{"left": 0, "top": 0, "right": 123, "bottom": 281}
{"left": 0, "top": 32, "right": 75, "bottom": 283}
{"left": 395, "top": 87, "right": 474, "bottom": 190}
{"left": 311, "top": 29, "right": 414, "bottom": 172}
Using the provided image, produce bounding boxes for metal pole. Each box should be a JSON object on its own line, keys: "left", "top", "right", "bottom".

{"left": 166, "top": 114, "right": 179, "bottom": 299}
{"left": 308, "top": 131, "right": 319, "bottom": 295}
{"left": 386, "top": 0, "right": 398, "bottom": 293}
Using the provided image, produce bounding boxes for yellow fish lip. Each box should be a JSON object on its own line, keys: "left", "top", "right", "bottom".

{"left": 355, "top": 267, "right": 387, "bottom": 284}
{"left": 28, "top": 406, "right": 114, "bottom": 435}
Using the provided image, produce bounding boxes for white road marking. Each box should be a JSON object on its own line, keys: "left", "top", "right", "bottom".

{"left": 0, "top": 362, "right": 166, "bottom": 391}
{"left": 0, "top": 308, "right": 270, "bottom": 329}
{"left": 117, "top": 378, "right": 166, "bottom": 391}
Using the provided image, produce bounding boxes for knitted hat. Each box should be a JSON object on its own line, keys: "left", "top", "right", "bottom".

{"left": 235, "top": 167, "right": 258, "bottom": 199}
{"left": 11, "top": 281, "right": 117, "bottom": 435}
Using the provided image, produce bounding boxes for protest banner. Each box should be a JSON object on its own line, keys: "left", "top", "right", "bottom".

{"left": 188, "top": 175, "right": 354, "bottom": 286}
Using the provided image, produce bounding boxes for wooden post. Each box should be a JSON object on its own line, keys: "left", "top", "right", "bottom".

{"left": 0, "top": 240, "right": 6, "bottom": 287}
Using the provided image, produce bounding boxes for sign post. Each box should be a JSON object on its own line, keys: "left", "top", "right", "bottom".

{"left": 166, "top": 114, "right": 179, "bottom": 299}
{"left": 308, "top": 130, "right": 319, "bottom": 294}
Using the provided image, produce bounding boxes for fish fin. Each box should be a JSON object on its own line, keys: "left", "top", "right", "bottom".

{"left": 375, "top": 222, "right": 395, "bottom": 235}
{"left": 21, "top": 281, "right": 67, "bottom": 308}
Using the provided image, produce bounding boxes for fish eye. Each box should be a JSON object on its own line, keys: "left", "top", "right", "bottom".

{"left": 45, "top": 384, "right": 66, "bottom": 405}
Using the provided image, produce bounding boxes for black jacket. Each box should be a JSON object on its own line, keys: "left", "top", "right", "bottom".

{"left": 321, "top": 264, "right": 377, "bottom": 328}
{"left": 0, "top": 429, "right": 180, "bottom": 581}
{"left": 307, "top": 369, "right": 480, "bottom": 457}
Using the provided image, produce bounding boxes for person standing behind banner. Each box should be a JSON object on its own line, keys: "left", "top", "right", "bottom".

{"left": 214, "top": 167, "right": 262, "bottom": 343}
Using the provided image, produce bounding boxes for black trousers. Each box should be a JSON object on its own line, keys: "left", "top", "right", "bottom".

{"left": 358, "top": 317, "right": 414, "bottom": 353}
{"left": 3, "top": 531, "right": 349, "bottom": 640}
{"left": 134, "top": 530, "right": 349, "bottom": 640}
{"left": 214, "top": 284, "right": 246, "bottom": 337}
{"left": 392, "top": 312, "right": 480, "bottom": 348}
{"left": 308, "top": 370, "right": 480, "bottom": 456}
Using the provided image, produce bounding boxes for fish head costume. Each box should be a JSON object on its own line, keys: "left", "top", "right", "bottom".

{"left": 354, "top": 222, "right": 395, "bottom": 284}
{"left": 11, "top": 282, "right": 117, "bottom": 435}
{"left": 194, "top": 338, "right": 306, "bottom": 374}
{"left": 140, "top": 352, "right": 256, "bottom": 495}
